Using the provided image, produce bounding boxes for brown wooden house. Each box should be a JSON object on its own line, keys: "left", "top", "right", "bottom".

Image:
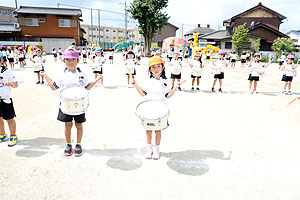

{"left": 223, "top": 2, "right": 288, "bottom": 51}
{"left": 152, "top": 23, "right": 179, "bottom": 48}
{"left": 14, "top": 6, "right": 84, "bottom": 45}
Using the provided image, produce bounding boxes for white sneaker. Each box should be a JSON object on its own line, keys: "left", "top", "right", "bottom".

{"left": 152, "top": 147, "right": 160, "bottom": 160}
{"left": 145, "top": 147, "right": 153, "bottom": 159}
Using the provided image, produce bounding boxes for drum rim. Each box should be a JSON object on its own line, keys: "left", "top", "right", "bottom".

{"left": 135, "top": 100, "right": 170, "bottom": 120}
{"left": 59, "top": 86, "right": 89, "bottom": 100}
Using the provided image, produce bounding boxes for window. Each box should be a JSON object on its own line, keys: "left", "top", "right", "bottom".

{"left": 25, "top": 18, "right": 39, "bottom": 26}
{"left": 118, "top": 30, "right": 123, "bottom": 33}
{"left": 100, "top": 28, "right": 103, "bottom": 31}
{"left": 0, "top": 20, "right": 10, "bottom": 24}
{"left": 39, "top": 18, "right": 45, "bottom": 23}
{"left": 0, "top": 10, "right": 10, "bottom": 16}
{"left": 106, "top": 30, "right": 109, "bottom": 32}
{"left": 113, "top": 30, "right": 116, "bottom": 32}
{"left": 106, "top": 36, "right": 109, "bottom": 39}
{"left": 225, "top": 42, "right": 232, "bottom": 49}
{"left": 100, "top": 36, "right": 103, "bottom": 38}
{"left": 158, "top": 41, "right": 163, "bottom": 47}
{"left": 113, "top": 37, "right": 116, "bottom": 39}
{"left": 59, "top": 19, "right": 71, "bottom": 27}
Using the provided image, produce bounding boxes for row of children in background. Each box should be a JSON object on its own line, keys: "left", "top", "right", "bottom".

{"left": 1, "top": 46, "right": 27, "bottom": 69}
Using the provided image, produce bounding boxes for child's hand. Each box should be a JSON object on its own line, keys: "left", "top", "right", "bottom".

{"left": 4, "top": 81, "right": 13, "bottom": 87}
{"left": 297, "top": 96, "right": 300, "bottom": 100}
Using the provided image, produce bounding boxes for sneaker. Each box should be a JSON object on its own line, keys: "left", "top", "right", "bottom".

{"left": 41, "top": 81, "right": 44, "bottom": 84}
{"left": 196, "top": 87, "right": 200, "bottom": 91}
{"left": 282, "top": 91, "right": 286, "bottom": 94}
{"left": 36, "top": 81, "right": 40, "bottom": 84}
{"left": 74, "top": 144, "right": 83, "bottom": 157}
{"left": 145, "top": 147, "right": 153, "bottom": 159}
{"left": 64, "top": 144, "right": 73, "bottom": 156}
{"left": 253, "top": 89, "right": 258, "bottom": 94}
{"left": 8, "top": 135, "right": 19, "bottom": 147}
{"left": 0, "top": 133, "right": 9, "bottom": 142}
{"left": 212, "top": 88, "right": 215, "bottom": 93}
{"left": 178, "top": 87, "right": 182, "bottom": 91}
{"left": 287, "top": 91, "right": 292, "bottom": 95}
{"left": 219, "top": 88, "right": 223, "bottom": 93}
{"left": 191, "top": 87, "right": 194, "bottom": 90}
{"left": 152, "top": 147, "right": 160, "bottom": 160}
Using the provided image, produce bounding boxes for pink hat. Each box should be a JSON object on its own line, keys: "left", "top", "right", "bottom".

{"left": 218, "top": 50, "right": 227, "bottom": 55}
{"left": 63, "top": 48, "right": 79, "bottom": 59}
{"left": 287, "top": 55, "right": 295, "bottom": 59}
{"left": 174, "top": 49, "right": 180, "bottom": 54}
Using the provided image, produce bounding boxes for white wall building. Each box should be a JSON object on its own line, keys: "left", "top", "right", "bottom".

{"left": 286, "top": 30, "right": 300, "bottom": 49}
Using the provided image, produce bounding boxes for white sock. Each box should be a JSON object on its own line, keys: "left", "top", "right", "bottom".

{"left": 154, "top": 145, "right": 160, "bottom": 150}
{"left": 146, "top": 144, "right": 152, "bottom": 148}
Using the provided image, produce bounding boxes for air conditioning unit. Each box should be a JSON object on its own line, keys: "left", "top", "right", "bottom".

{"left": 14, "top": 23, "right": 19, "bottom": 28}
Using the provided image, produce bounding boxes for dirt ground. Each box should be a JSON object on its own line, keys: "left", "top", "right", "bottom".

{"left": 1, "top": 53, "right": 300, "bottom": 200}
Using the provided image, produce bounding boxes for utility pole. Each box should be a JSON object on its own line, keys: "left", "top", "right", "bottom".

{"left": 91, "top": 9, "right": 93, "bottom": 42}
{"left": 98, "top": 10, "right": 101, "bottom": 44}
{"left": 15, "top": 0, "right": 18, "bottom": 9}
{"left": 124, "top": 0, "right": 128, "bottom": 49}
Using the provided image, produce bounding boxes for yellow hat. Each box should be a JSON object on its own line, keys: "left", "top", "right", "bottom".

{"left": 148, "top": 56, "right": 163, "bottom": 66}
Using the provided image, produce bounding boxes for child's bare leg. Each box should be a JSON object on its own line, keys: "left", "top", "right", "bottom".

{"left": 127, "top": 75, "right": 130, "bottom": 85}
{"left": 212, "top": 78, "right": 217, "bottom": 88}
{"left": 254, "top": 81, "right": 257, "bottom": 90}
{"left": 146, "top": 130, "right": 152, "bottom": 144}
{"left": 37, "top": 72, "right": 40, "bottom": 81}
{"left": 154, "top": 130, "right": 161, "bottom": 145}
{"left": 6, "top": 119, "right": 16, "bottom": 136}
{"left": 288, "top": 82, "right": 292, "bottom": 90}
{"left": 219, "top": 79, "right": 222, "bottom": 88}
{"left": 65, "top": 122, "right": 73, "bottom": 143}
{"left": 196, "top": 78, "right": 200, "bottom": 86}
{"left": 249, "top": 81, "right": 253, "bottom": 90}
{"left": 75, "top": 122, "right": 83, "bottom": 143}
{"left": 0, "top": 117, "right": 5, "bottom": 134}
{"left": 192, "top": 78, "right": 195, "bottom": 86}
{"left": 284, "top": 82, "right": 288, "bottom": 91}
{"left": 100, "top": 75, "right": 103, "bottom": 85}
{"left": 172, "top": 79, "right": 175, "bottom": 87}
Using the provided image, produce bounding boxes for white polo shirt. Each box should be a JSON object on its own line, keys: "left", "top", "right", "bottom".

{"left": 125, "top": 58, "right": 136, "bottom": 69}
{"left": 33, "top": 55, "right": 45, "bottom": 65}
{"left": 0, "top": 67, "right": 17, "bottom": 99}
{"left": 214, "top": 59, "right": 226, "bottom": 73}
{"left": 250, "top": 61, "right": 263, "bottom": 73}
{"left": 94, "top": 56, "right": 105, "bottom": 65}
{"left": 141, "top": 77, "right": 172, "bottom": 103}
{"left": 170, "top": 58, "right": 182, "bottom": 74}
{"left": 53, "top": 67, "right": 90, "bottom": 89}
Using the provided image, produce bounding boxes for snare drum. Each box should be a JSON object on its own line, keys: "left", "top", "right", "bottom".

{"left": 33, "top": 64, "right": 43, "bottom": 71}
{"left": 59, "top": 87, "right": 89, "bottom": 115}
{"left": 192, "top": 68, "right": 202, "bottom": 76}
{"left": 172, "top": 66, "right": 181, "bottom": 75}
{"left": 127, "top": 66, "right": 135, "bottom": 75}
{"left": 286, "top": 70, "right": 294, "bottom": 77}
{"left": 90, "top": 63, "right": 102, "bottom": 72}
{"left": 136, "top": 100, "right": 170, "bottom": 131}
{"left": 212, "top": 68, "right": 221, "bottom": 75}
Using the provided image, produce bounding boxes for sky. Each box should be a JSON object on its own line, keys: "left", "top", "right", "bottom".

{"left": 2, "top": 0, "right": 300, "bottom": 35}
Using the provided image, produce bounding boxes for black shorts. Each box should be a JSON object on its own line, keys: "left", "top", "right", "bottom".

{"left": 8, "top": 58, "right": 14, "bottom": 63}
{"left": 93, "top": 68, "right": 103, "bottom": 74}
{"left": 248, "top": 74, "right": 259, "bottom": 81}
{"left": 137, "top": 56, "right": 141, "bottom": 60}
{"left": 184, "top": 55, "right": 189, "bottom": 58}
{"left": 54, "top": 54, "right": 57, "bottom": 57}
{"left": 206, "top": 56, "right": 210, "bottom": 60}
{"left": 214, "top": 72, "right": 224, "bottom": 79}
{"left": 79, "top": 53, "right": 81, "bottom": 56}
{"left": 191, "top": 74, "right": 201, "bottom": 78}
{"left": 83, "top": 54, "right": 87, "bottom": 58}
{"left": 0, "top": 99, "right": 16, "bottom": 120}
{"left": 231, "top": 59, "right": 236, "bottom": 62}
{"left": 171, "top": 73, "right": 181, "bottom": 79}
{"left": 59, "top": 53, "right": 63, "bottom": 56}
{"left": 279, "top": 61, "right": 283, "bottom": 66}
{"left": 281, "top": 75, "right": 293, "bottom": 82}
{"left": 241, "top": 59, "right": 246, "bottom": 63}
{"left": 109, "top": 56, "right": 113, "bottom": 59}
{"left": 57, "top": 109, "right": 86, "bottom": 123}
{"left": 34, "top": 66, "right": 45, "bottom": 73}
{"left": 19, "top": 58, "right": 24, "bottom": 62}
{"left": 126, "top": 69, "right": 136, "bottom": 76}
{"left": 3, "top": 56, "right": 7, "bottom": 62}
{"left": 246, "top": 57, "right": 250, "bottom": 61}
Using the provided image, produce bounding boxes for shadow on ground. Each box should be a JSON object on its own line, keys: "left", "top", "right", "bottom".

{"left": 15, "top": 137, "right": 65, "bottom": 158}
{"left": 85, "top": 148, "right": 230, "bottom": 176}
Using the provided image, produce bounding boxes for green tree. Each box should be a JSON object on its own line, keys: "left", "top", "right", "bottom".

{"left": 128, "top": 0, "right": 169, "bottom": 56}
{"left": 250, "top": 38, "right": 261, "bottom": 53}
{"left": 271, "top": 37, "right": 295, "bottom": 53}
{"left": 231, "top": 24, "right": 249, "bottom": 53}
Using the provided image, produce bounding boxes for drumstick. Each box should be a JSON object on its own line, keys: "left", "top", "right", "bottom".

{"left": 287, "top": 97, "right": 298, "bottom": 106}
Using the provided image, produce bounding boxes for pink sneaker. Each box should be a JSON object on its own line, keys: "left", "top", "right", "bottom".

{"left": 152, "top": 147, "right": 160, "bottom": 160}
{"left": 145, "top": 147, "right": 153, "bottom": 159}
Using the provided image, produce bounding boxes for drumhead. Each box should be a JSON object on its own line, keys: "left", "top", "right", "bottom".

{"left": 136, "top": 100, "right": 169, "bottom": 120}
{"left": 60, "top": 87, "right": 88, "bottom": 100}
